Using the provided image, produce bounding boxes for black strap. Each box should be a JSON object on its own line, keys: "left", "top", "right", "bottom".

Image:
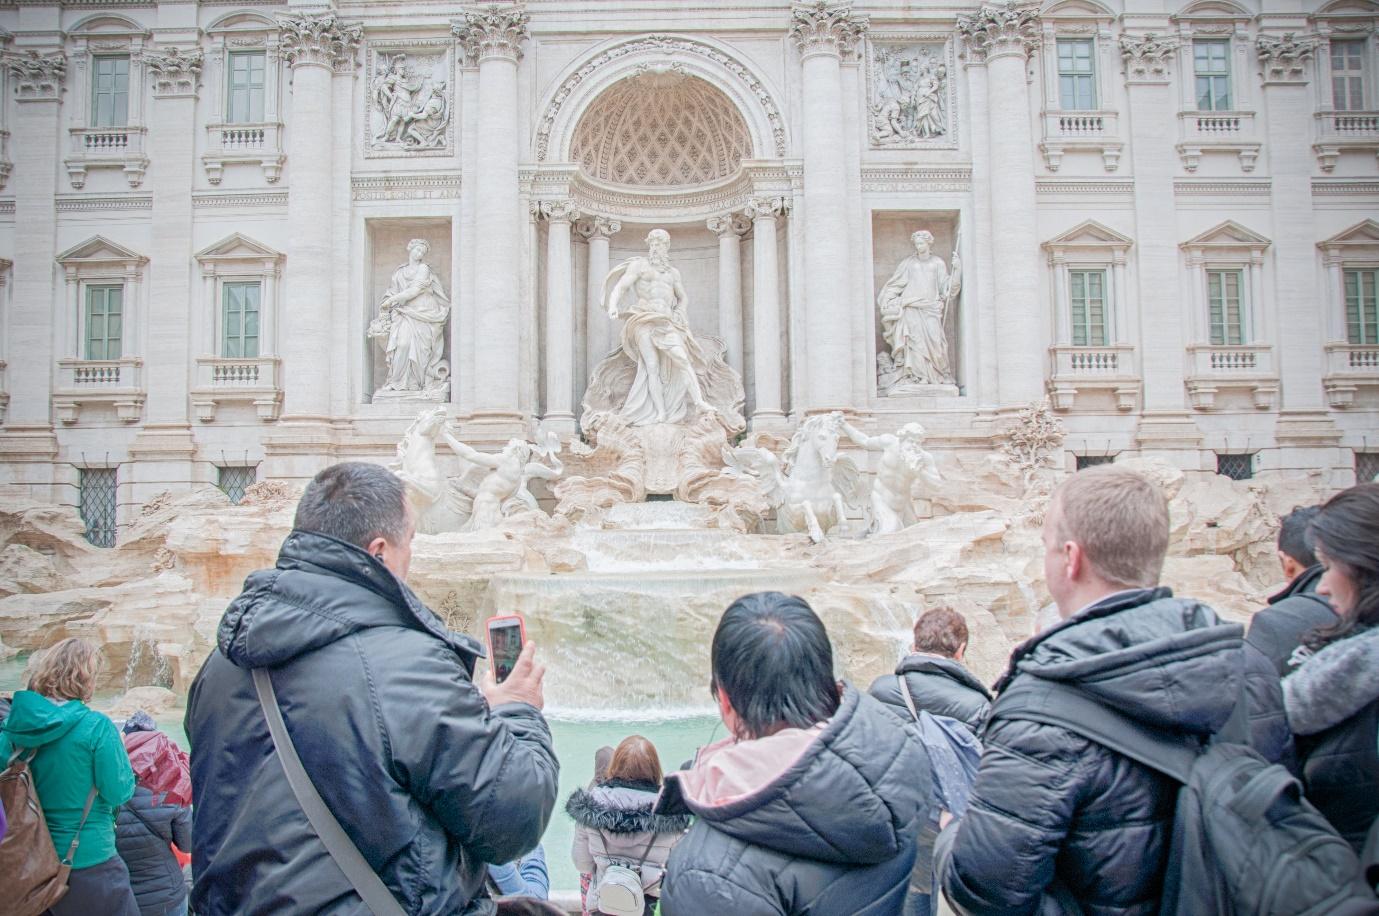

{"left": 122, "top": 798, "right": 164, "bottom": 840}
{"left": 253, "top": 668, "right": 406, "bottom": 916}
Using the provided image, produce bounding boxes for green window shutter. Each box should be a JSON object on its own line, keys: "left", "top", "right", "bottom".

{"left": 1194, "top": 41, "right": 1231, "bottom": 111}
{"left": 1057, "top": 39, "right": 1097, "bottom": 111}
{"left": 85, "top": 285, "right": 124, "bottom": 360}
{"left": 227, "top": 52, "right": 267, "bottom": 124}
{"left": 92, "top": 56, "right": 130, "bottom": 128}
{"left": 222, "top": 282, "right": 262, "bottom": 358}
{"left": 1207, "top": 270, "right": 1245, "bottom": 346}
{"left": 1348, "top": 269, "right": 1379, "bottom": 345}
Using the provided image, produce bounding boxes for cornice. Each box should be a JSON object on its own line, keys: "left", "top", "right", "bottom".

{"left": 1173, "top": 178, "right": 1272, "bottom": 197}
{"left": 54, "top": 193, "right": 152, "bottom": 211}
{"left": 1312, "top": 179, "right": 1379, "bottom": 196}
{"left": 351, "top": 173, "right": 461, "bottom": 201}
{"left": 191, "top": 190, "right": 290, "bottom": 209}
{"left": 1036, "top": 178, "right": 1134, "bottom": 196}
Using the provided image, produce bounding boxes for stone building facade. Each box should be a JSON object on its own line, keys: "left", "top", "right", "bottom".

{"left": 0, "top": 0, "right": 1377, "bottom": 536}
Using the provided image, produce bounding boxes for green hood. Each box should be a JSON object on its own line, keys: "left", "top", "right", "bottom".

{"left": 2, "top": 690, "right": 90, "bottom": 749}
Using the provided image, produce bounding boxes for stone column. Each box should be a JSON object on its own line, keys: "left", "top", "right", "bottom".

{"left": 745, "top": 196, "right": 788, "bottom": 426}
{"left": 790, "top": 1, "right": 867, "bottom": 413}
{"left": 957, "top": 3, "right": 1043, "bottom": 407}
{"left": 961, "top": 45, "right": 999, "bottom": 405}
{"left": 455, "top": 50, "right": 480, "bottom": 413}
{"left": 1119, "top": 32, "right": 1200, "bottom": 452}
{"left": 0, "top": 52, "right": 65, "bottom": 493}
{"left": 276, "top": 12, "right": 360, "bottom": 423}
{"left": 129, "top": 47, "right": 205, "bottom": 500}
{"left": 537, "top": 200, "right": 579, "bottom": 432}
{"left": 708, "top": 214, "right": 750, "bottom": 375}
{"left": 579, "top": 216, "right": 620, "bottom": 383}
{"left": 455, "top": 5, "right": 529, "bottom": 426}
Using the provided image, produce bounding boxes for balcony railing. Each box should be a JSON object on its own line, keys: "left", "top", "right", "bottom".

{"left": 1185, "top": 344, "right": 1276, "bottom": 410}
{"left": 54, "top": 357, "right": 145, "bottom": 423}
{"left": 1048, "top": 345, "right": 1139, "bottom": 410}
{"left": 65, "top": 125, "right": 149, "bottom": 189}
{"left": 203, "top": 122, "right": 284, "bottom": 184}
{"left": 192, "top": 356, "right": 282, "bottom": 421}
{"left": 1040, "top": 110, "right": 1122, "bottom": 171}
{"left": 1313, "top": 111, "right": 1379, "bottom": 172}
{"left": 1323, "top": 342, "right": 1379, "bottom": 408}
{"left": 1176, "top": 111, "right": 1260, "bottom": 172}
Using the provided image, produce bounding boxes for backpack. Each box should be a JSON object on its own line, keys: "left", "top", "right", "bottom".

{"left": 0, "top": 748, "right": 100, "bottom": 916}
{"left": 895, "top": 676, "right": 982, "bottom": 818}
{"left": 593, "top": 830, "right": 659, "bottom": 916}
{"left": 992, "top": 676, "right": 1371, "bottom": 916}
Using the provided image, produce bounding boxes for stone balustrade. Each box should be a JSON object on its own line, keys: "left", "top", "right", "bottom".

{"left": 53, "top": 357, "right": 145, "bottom": 423}
{"left": 1039, "top": 109, "right": 1122, "bottom": 171}
{"left": 203, "top": 122, "right": 284, "bottom": 184}
{"left": 191, "top": 355, "right": 283, "bottom": 422}
{"left": 1048, "top": 344, "right": 1139, "bottom": 411}
{"left": 1176, "top": 110, "right": 1260, "bottom": 172}
{"left": 1185, "top": 343, "right": 1277, "bottom": 410}
{"left": 1322, "top": 342, "right": 1379, "bottom": 409}
{"left": 1313, "top": 110, "right": 1379, "bottom": 173}
{"left": 65, "top": 125, "right": 149, "bottom": 189}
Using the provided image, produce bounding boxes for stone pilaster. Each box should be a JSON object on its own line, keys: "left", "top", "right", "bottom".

{"left": 537, "top": 199, "right": 580, "bottom": 432}
{"left": 961, "top": 42, "right": 998, "bottom": 406}
{"left": 790, "top": 1, "right": 867, "bottom": 413}
{"left": 578, "top": 216, "right": 620, "bottom": 393}
{"left": 708, "top": 214, "right": 750, "bottom": 376}
{"left": 744, "top": 196, "right": 789, "bottom": 427}
{"left": 957, "top": 2, "right": 1043, "bottom": 408}
{"left": 455, "top": 4, "right": 529, "bottom": 427}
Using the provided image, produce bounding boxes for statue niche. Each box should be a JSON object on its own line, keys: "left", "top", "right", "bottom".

{"left": 876, "top": 226, "right": 961, "bottom": 397}
{"left": 368, "top": 235, "right": 451, "bottom": 402}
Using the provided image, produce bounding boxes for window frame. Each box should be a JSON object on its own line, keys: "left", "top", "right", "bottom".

{"left": 1193, "top": 38, "right": 1233, "bottom": 112}
{"left": 89, "top": 54, "right": 131, "bottom": 128}
{"left": 79, "top": 467, "right": 119, "bottom": 548}
{"left": 220, "top": 280, "right": 263, "bottom": 358}
{"left": 216, "top": 465, "right": 258, "bottom": 505}
{"left": 1329, "top": 38, "right": 1367, "bottom": 112}
{"left": 225, "top": 49, "right": 268, "bottom": 124}
{"left": 1343, "top": 267, "right": 1379, "bottom": 345}
{"left": 1205, "top": 267, "right": 1247, "bottom": 346}
{"left": 56, "top": 236, "right": 148, "bottom": 362}
{"left": 84, "top": 283, "right": 125, "bottom": 361}
{"left": 1056, "top": 38, "right": 1098, "bottom": 111}
{"left": 1067, "top": 267, "right": 1110, "bottom": 347}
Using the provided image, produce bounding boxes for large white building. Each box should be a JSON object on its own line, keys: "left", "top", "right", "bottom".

{"left": 1, "top": 0, "right": 1376, "bottom": 543}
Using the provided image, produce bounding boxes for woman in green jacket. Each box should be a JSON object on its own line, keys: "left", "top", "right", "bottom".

{"left": 0, "top": 638, "right": 138, "bottom": 916}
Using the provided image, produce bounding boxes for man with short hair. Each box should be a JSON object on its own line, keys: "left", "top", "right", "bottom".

{"left": 938, "top": 466, "right": 1254, "bottom": 915}
{"left": 187, "top": 462, "right": 558, "bottom": 916}
{"left": 1247, "top": 505, "right": 1336, "bottom": 676}
{"left": 868, "top": 605, "right": 991, "bottom": 732}
{"left": 657, "top": 591, "right": 936, "bottom": 916}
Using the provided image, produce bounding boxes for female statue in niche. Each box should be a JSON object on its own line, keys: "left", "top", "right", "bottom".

{"left": 877, "top": 229, "right": 961, "bottom": 391}
{"left": 369, "top": 238, "right": 450, "bottom": 396}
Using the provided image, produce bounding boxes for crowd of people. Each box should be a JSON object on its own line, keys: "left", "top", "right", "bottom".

{"left": 1, "top": 459, "right": 1377, "bottom": 916}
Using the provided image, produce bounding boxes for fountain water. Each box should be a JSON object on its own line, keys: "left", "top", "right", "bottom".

{"left": 124, "top": 626, "right": 174, "bottom": 691}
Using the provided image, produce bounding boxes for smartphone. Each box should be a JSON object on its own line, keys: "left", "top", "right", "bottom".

{"left": 486, "top": 615, "right": 526, "bottom": 684}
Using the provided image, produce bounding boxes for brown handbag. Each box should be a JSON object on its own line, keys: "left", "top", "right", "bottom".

{"left": 0, "top": 748, "right": 100, "bottom": 916}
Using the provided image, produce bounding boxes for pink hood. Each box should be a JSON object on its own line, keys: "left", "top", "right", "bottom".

{"left": 672, "top": 724, "right": 825, "bottom": 808}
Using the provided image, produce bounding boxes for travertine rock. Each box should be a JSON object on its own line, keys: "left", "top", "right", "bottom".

{"left": 0, "top": 544, "right": 64, "bottom": 596}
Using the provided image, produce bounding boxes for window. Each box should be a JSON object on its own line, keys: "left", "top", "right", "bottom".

{"left": 85, "top": 285, "right": 123, "bottom": 360}
{"left": 1068, "top": 269, "right": 1109, "bottom": 346}
{"left": 1345, "top": 269, "right": 1378, "bottom": 345}
{"left": 1194, "top": 40, "right": 1232, "bottom": 111}
{"left": 1207, "top": 269, "right": 1245, "bottom": 345}
{"left": 1057, "top": 39, "right": 1097, "bottom": 110}
{"left": 1331, "top": 40, "right": 1366, "bottom": 112}
{"left": 1357, "top": 452, "right": 1379, "bottom": 483}
{"left": 91, "top": 55, "right": 130, "bottom": 128}
{"left": 1216, "top": 452, "right": 1255, "bottom": 481}
{"left": 80, "top": 468, "right": 118, "bottom": 547}
{"left": 227, "top": 51, "right": 266, "bottom": 124}
{"left": 217, "top": 465, "right": 257, "bottom": 505}
{"left": 1076, "top": 454, "right": 1115, "bottom": 470}
{"left": 222, "top": 281, "right": 261, "bottom": 358}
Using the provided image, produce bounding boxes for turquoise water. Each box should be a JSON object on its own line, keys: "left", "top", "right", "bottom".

{"left": 2, "top": 654, "right": 716, "bottom": 892}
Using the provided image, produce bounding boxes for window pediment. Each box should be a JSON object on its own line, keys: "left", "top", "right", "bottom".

{"left": 67, "top": 15, "right": 150, "bottom": 42}
{"left": 1182, "top": 220, "right": 1271, "bottom": 255}
{"left": 1044, "top": 220, "right": 1133, "bottom": 255}
{"left": 195, "top": 233, "right": 283, "bottom": 265}
{"left": 56, "top": 236, "right": 148, "bottom": 272}
{"left": 1320, "top": 220, "right": 1379, "bottom": 260}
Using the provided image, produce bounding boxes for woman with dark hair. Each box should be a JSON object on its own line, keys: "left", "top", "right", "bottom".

{"left": 1284, "top": 482, "right": 1379, "bottom": 851}
{"left": 568, "top": 735, "right": 690, "bottom": 916}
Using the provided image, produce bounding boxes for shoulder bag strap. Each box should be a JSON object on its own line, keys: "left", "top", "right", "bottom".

{"left": 252, "top": 668, "right": 407, "bottom": 916}
{"left": 896, "top": 674, "right": 921, "bottom": 723}
{"left": 122, "top": 797, "right": 164, "bottom": 839}
{"left": 59, "top": 787, "right": 101, "bottom": 867}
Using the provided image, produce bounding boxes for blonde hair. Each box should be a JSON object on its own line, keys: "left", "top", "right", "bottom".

{"left": 1051, "top": 465, "right": 1170, "bottom": 588}
{"left": 27, "top": 637, "right": 105, "bottom": 703}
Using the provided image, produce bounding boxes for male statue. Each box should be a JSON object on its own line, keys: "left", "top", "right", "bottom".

{"left": 445, "top": 432, "right": 563, "bottom": 532}
{"left": 841, "top": 420, "right": 942, "bottom": 534}
{"left": 602, "top": 229, "right": 716, "bottom": 426}
{"left": 877, "top": 230, "right": 961, "bottom": 389}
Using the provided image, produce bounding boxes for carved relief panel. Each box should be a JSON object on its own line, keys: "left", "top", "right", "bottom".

{"left": 866, "top": 38, "right": 958, "bottom": 150}
{"left": 363, "top": 41, "right": 454, "bottom": 158}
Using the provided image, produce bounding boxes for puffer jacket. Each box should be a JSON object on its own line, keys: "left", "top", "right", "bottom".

{"left": 656, "top": 684, "right": 934, "bottom": 916}
{"left": 868, "top": 654, "right": 992, "bottom": 731}
{"left": 940, "top": 588, "right": 1244, "bottom": 916}
{"left": 567, "top": 781, "right": 691, "bottom": 905}
{"left": 116, "top": 785, "right": 192, "bottom": 916}
{"left": 1247, "top": 565, "right": 1335, "bottom": 676}
{"left": 186, "top": 530, "right": 560, "bottom": 916}
{"left": 1284, "top": 624, "right": 1379, "bottom": 852}
{"left": 1242, "top": 639, "right": 1295, "bottom": 769}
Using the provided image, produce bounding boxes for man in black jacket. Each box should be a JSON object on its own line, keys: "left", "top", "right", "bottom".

{"left": 186, "top": 462, "right": 558, "bottom": 916}
{"left": 868, "top": 605, "right": 991, "bottom": 732}
{"left": 1247, "top": 505, "right": 1336, "bottom": 676}
{"left": 938, "top": 466, "right": 1256, "bottom": 916}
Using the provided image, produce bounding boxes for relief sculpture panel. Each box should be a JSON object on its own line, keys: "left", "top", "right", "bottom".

{"left": 364, "top": 43, "right": 454, "bottom": 157}
{"left": 867, "top": 39, "right": 956, "bottom": 149}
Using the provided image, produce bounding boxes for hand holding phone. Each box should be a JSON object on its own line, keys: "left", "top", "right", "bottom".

{"left": 480, "top": 615, "right": 544, "bottom": 711}
{"left": 486, "top": 615, "right": 526, "bottom": 684}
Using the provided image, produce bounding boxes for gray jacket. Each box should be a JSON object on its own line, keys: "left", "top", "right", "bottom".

{"left": 868, "top": 654, "right": 991, "bottom": 732}
{"left": 567, "top": 782, "right": 690, "bottom": 901}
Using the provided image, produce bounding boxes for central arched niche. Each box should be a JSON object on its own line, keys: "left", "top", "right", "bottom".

{"left": 570, "top": 70, "right": 752, "bottom": 188}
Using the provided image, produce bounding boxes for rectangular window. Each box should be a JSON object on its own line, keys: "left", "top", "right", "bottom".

{"left": 221, "top": 281, "right": 261, "bottom": 358}
{"left": 1057, "top": 39, "right": 1098, "bottom": 110}
{"left": 1357, "top": 452, "right": 1379, "bottom": 484}
{"left": 80, "top": 468, "right": 118, "bottom": 548}
{"left": 1194, "top": 40, "right": 1232, "bottom": 111}
{"left": 1068, "top": 269, "right": 1109, "bottom": 347}
{"left": 217, "top": 465, "right": 257, "bottom": 505}
{"left": 1076, "top": 454, "right": 1116, "bottom": 470}
{"left": 85, "top": 285, "right": 124, "bottom": 361}
{"left": 1346, "top": 269, "right": 1378, "bottom": 345}
{"left": 1207, "top": 269, "right": 1245, "bottom": 346}
{"left": 227, "top": 51, "right": 267, "bottom": 124}
{"left": 91, "top": 55, "right": 130, "bottom": 128}
{"left": 1216, "top": 452, "right": 1255, "bottom": 481}
{"left": 1331, "top": 40, "right": 1366, "bottom": 112}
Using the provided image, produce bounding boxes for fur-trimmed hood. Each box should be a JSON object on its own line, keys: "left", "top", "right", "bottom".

{"left": 1284, "top": 624, "right": 1379, "bottom": 736}
{"left": 565, "top": 784, "right": 693, "bottom": 835}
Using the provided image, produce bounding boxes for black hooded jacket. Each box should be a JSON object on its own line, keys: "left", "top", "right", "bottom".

{"left": 940, "top": 589, "right": 1246, "bottom": 916}
{"left": 116, "top": 785, "right": 192, "bottom": 916}
{"left": 656, "top": 685, "right": 934, "bottom": 916}
{"left": 1247, "top": 565, "right": 1336, "bottom": 676}
{"left": 185, "top": 530, "right": 559, "bottom": 916}
{"left": 867, "top": 654, "right": 992, "bottom": 731}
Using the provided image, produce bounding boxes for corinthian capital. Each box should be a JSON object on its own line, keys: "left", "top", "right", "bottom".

{"left": 534, "top": 199, "right": 580, "bottom": 222}
{"left": 789, "top": 2, "right": 868, "bottom": 59}
{"left": 5, "top": 50, "right": 66, "bottom": 100}
{"left": 454, "top": 4, "right": 530, "bottom": 63}
{"left": 1119, "top": 32, "right": 1180, "bottom": 83}
{"left": 277, "top": 12, "right": 363, "bottom": 71}
{"left": 707, "top": 214, "right": 751, "bottom": 238}
{"left": 576, "top": 216, "right": 621, "bottom": 240}
{"left": 1256, "top": 32, "right": 1320, "bottom": 83}
{"left": 145, "top": 47, "right": 204, "bottom": 97}
{"left": 955, "top": 2, "right": 1041, "bottom": 61}
{"left": 743, "top": 196, "right": 789, "bottom": 221}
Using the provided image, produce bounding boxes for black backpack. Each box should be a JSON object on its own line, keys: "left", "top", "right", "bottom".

{"left": 991, "top": 676, "right": 1376, "bottom": 916}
